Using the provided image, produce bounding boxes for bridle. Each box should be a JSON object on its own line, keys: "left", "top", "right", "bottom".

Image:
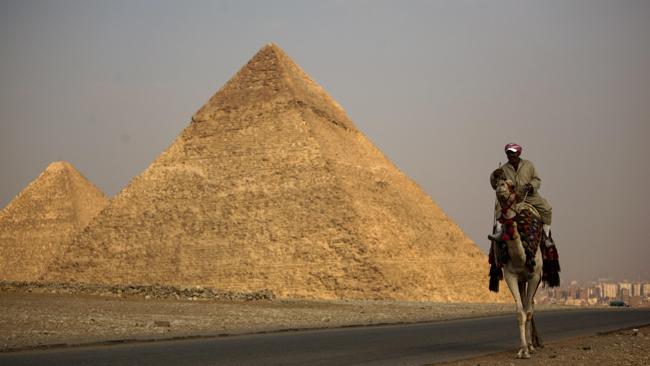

{"left": 497, "top": 180, "right": 529, "bottom": 217}
{"left": 497, "top": 182, "right": 517, "bottom": 215}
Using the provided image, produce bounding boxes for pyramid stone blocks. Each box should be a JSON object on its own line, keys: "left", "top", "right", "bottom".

{"left": 0, "top": 161, "right": 108, "bottom": 281}
{"left": 46, "top": 44, "right": 502, "bottom": 302}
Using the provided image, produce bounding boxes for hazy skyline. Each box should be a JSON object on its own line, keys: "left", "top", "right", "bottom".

{"left": 2, "top": 1, "right": 649, "bottom": 283}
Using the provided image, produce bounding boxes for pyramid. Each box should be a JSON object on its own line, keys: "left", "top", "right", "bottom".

{"left": 0, "top": 161, "right": 109, "bottom": 281}
{"left": 47, "top": 44, "right": 503, "bottom": 302}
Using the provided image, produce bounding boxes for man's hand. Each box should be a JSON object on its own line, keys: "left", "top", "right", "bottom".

{"left": 516, "top": 184, "right": 534, "bottom": 198}
{"left": 524, "top": 183, "right": 534, "bottom": 194}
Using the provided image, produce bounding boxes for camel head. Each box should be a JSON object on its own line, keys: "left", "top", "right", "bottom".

{"left": 495, "top": 179, "right": 516, "bottom": 204}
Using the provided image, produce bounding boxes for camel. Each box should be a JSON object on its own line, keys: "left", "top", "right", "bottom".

{"left": 490, "top": 179, "right": 543, "bottom": 359}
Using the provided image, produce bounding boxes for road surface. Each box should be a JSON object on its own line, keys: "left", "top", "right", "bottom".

{"left": 2, "top": 309, "right": 649, "bottom": 365}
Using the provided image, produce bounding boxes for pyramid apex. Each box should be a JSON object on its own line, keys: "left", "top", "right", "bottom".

{"left": 249, "top": 42, "right": 290, "bottom": 63}
{"left": 45, "top": 161, "right": 73, "bottom": 173}
{"left": 195, "top": 44, "right": 355, "bottom": 130}
{"left": 262, "top": 42, "right": 292, "bottom": 58}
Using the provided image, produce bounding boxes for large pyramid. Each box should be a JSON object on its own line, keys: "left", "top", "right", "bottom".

{"left": 47, "top": 44, "right": 502, "bottom": 302}
{"left": 0, "top": 161, "right": 109, "bottom": 281}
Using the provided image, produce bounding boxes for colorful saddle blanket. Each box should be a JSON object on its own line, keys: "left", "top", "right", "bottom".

{"left": 515, "top": 203, "right": 543, "bottom": 272}
{"left": 488, "top": 202, "right": 560, "bottom": 291}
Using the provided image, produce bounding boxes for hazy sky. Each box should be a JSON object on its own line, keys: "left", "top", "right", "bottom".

{"left": 2, "top": 0, "right": 649, "bottom": 283}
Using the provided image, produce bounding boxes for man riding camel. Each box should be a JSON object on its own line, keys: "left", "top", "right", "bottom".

{"left": 489, "top": 143, "right": 555, "bottom": 247}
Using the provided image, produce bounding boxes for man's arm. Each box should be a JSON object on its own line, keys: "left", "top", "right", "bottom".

{"left": 527, "top": 161, "right": 541, "bottom": 192}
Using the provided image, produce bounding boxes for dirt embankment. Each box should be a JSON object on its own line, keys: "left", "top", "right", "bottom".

{"left": 434, "top": 325, "right": 650, "bottom": 366}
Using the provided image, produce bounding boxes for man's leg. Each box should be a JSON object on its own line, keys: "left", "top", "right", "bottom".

{"left": 543, "top": 224, "right": 552, "bottom": 239}
{"left": 526, "top": 196, "right": 553, "bottom": 246}
{"left": 529, "top": 197, "right": 561, "bottom": 286}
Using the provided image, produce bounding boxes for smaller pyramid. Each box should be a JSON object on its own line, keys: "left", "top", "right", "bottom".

{"left": 0, "top": 161, "right": 109, "bottom": 281}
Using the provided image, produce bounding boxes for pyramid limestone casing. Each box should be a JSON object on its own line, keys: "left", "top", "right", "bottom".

{"left": 0, "top": 161, "right": 109, "bottom": 281}
{"left": 47, "top": 44, "right": 505, "bottom": 302}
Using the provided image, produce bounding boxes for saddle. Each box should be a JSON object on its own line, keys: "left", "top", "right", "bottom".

{"left": 499, "top": 202, "right": 542, "bottom": 271}
{"left": 488, "top": 202, "right": 560, "bottom": 291}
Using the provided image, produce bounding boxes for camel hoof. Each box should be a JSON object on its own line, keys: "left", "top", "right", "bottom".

{"left": 528, "top": 345, "right": 536, "bottom": 354}
{"left": 517, "top": 349, "right": 531, "bottom": 359}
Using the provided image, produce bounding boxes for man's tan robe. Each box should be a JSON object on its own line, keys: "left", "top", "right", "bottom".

{"left": 490, "top": 159, "right": 552, "bottom": 225}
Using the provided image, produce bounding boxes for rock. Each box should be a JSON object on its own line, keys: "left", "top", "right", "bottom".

{"left": 153, "top": 320, "right": 170, "bottom": 327}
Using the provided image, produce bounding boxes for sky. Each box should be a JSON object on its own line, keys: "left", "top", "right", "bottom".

{"left": 1, "top": 0, "right": 649, "bottom": 283}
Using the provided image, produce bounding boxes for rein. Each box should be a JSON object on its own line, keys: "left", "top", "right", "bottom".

{"left": 499, "top": 184, "right": 529, "bottom": 217}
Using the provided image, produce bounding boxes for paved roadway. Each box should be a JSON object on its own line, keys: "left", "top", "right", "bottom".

{"left": 2, "top": 309, "right": 649, "bottom": 366}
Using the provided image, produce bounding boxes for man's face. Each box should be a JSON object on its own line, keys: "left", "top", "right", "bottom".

{"left": 506, "top": 150, "right": 520, "bottom": 164}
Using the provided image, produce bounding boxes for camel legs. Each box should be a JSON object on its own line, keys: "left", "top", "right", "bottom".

{"left": 504, "top": 272, "right": 530, "bottom": 359}
{"left": 518, "top": 282, "right": 534, "bottom": 353}
{"left": 525, "top": 272, "right": 542, "bottom": 351}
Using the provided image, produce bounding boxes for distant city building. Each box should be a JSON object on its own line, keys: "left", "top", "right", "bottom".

{"left": 588, "top": 287, "right": 601, "bottom": 299}
{"left": 643, "top": 283, "right": 650, "bottom": 298}
{"left": 621, "top": 288, "right": 631, "bottom": 303}
{"left": 629, "top": 296, "right": 643, "bottom": 307}
{"left": 619, "top": 282, "right": 632, "bottom": 294}
{"left": 602, "top": 283, "right": 618, "bottom": 299}
{"left": 578, "top": 288, "right": 588, "bottom": 300}
{"left": 540, "top": 279, "right": 649, "bottom": 307}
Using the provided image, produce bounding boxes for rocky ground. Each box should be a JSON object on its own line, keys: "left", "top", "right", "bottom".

{"left": 434, "top": 325, "right": 650, "bottom": 366}
{"left": 1, "top": 287, "right": 647, "bottom": 365}
{"left": 0, "top": 288, "right": 540, "bottom": 352}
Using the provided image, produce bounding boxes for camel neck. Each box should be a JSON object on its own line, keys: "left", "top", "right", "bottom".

{"left": 501, "top": 202, "right": 526, "bottom": 265}
{"left": 506, "top": 234, "right": 527, "bottom": 266}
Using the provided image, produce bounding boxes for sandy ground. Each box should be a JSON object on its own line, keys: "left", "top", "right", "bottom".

{"left": 434, "top": 325, "right": 650, "bottom": 366}
{"left": 1, "top": 291, "right": 647, "bottom": 365}
{"left": 1, "top": 291, "right": 548, "bottom": 351}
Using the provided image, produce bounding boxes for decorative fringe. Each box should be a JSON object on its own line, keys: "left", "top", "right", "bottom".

{"left": 543, "top": 259, "right": 561, "bottom": 287}
{"left": 489, "top": 263, "right": 502, "bottom": 292}
{"left": 542, "top": 244, "right": 561, "bottom": 287}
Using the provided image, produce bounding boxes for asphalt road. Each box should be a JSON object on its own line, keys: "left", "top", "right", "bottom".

{"left": 2, "top": 309, "right": 649, "bottom": 366}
